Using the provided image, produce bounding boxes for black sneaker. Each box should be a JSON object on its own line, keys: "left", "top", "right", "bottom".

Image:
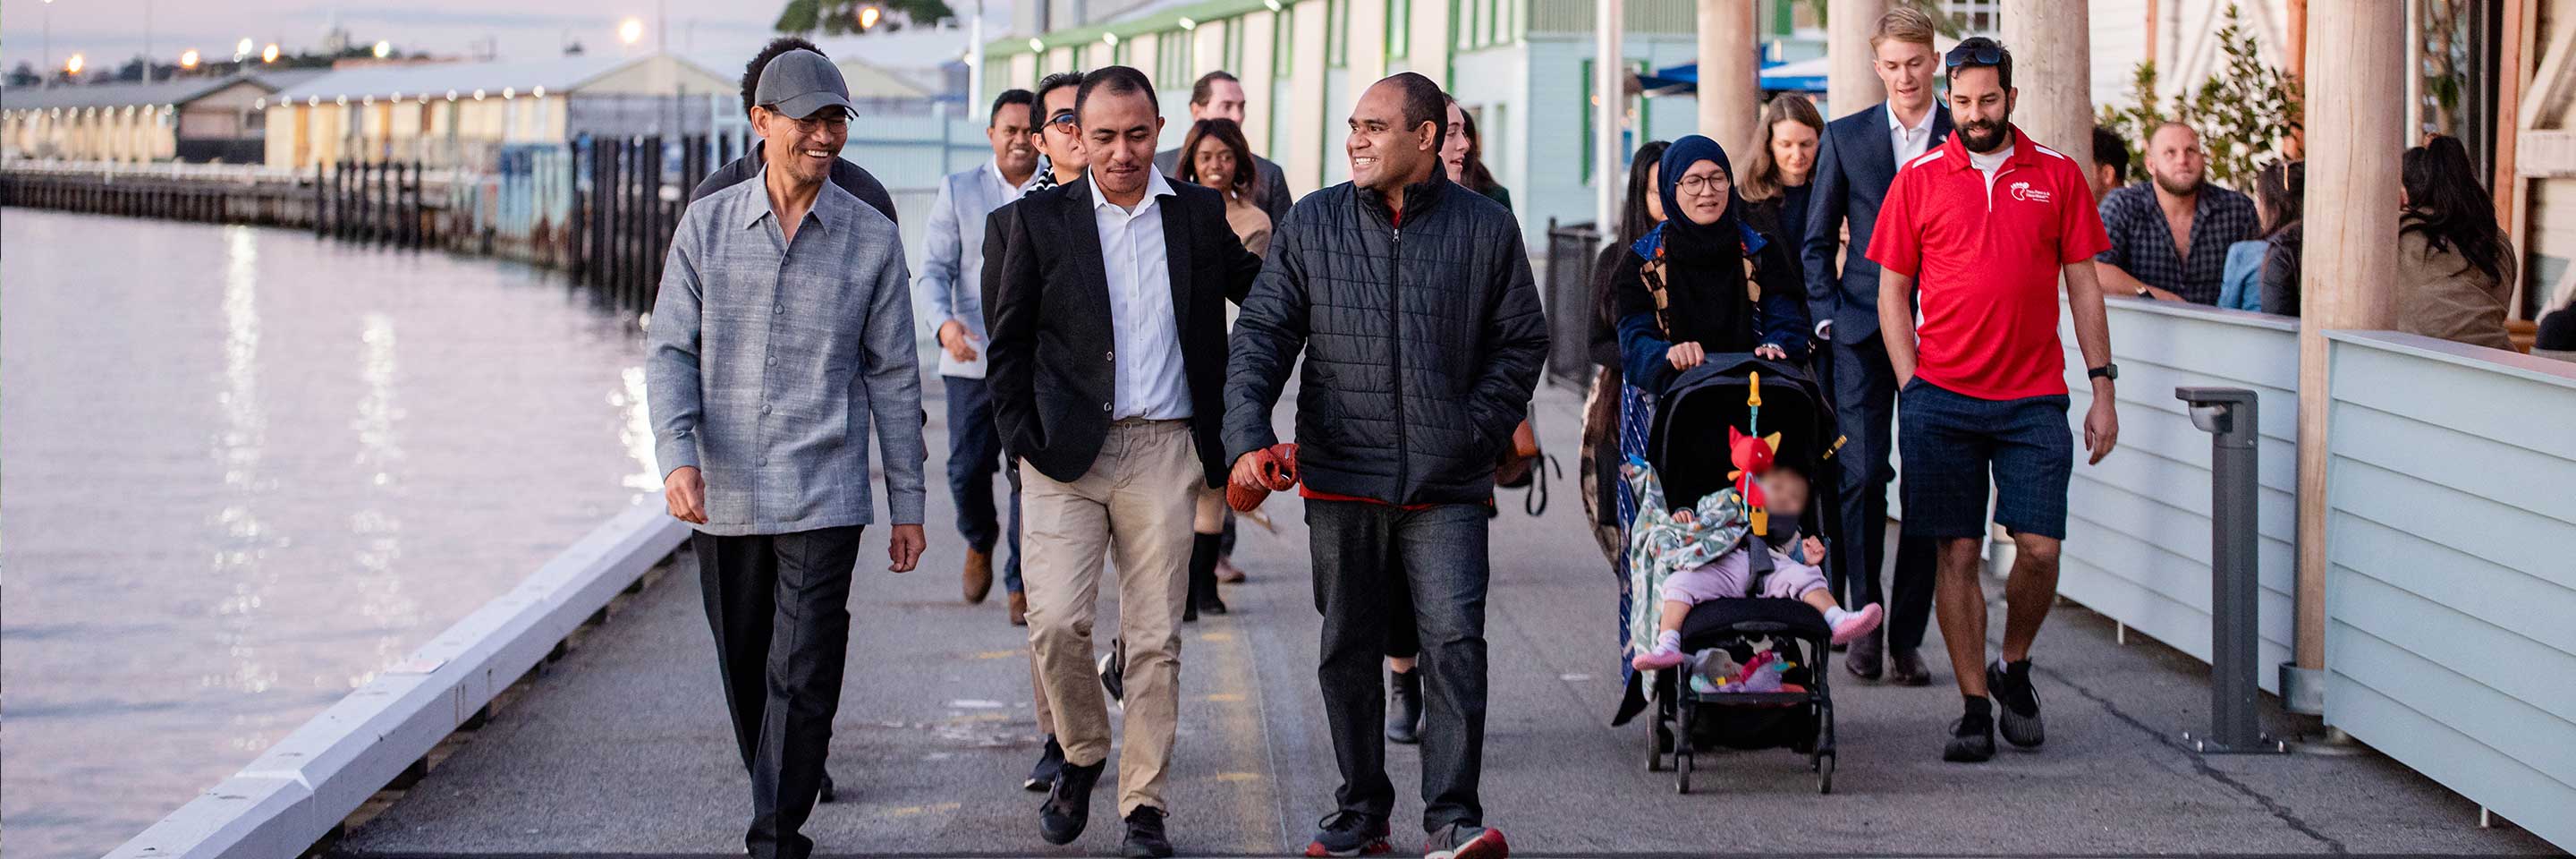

{"left": 1423, "top": 823, "right": 1509, "bottom": 859}
{"left": 1987, "top": 659, "right": 2045, "bottom": 748}
{"left": 1038, "top": 758, "right": 1105, "bottom": 845}
{"left": 1385, "top": 668, "right": 1423, "bottom": 745}
{"left": 1944, "top": 711, "right": 1996, "bottom": 762}
{"left": 1022, "top": 735, "right": 1065, "bottom": 792}
{"left": 1121, "top": 806, "right": 1174, "bottom": 858}
{"left": 1303, "top": 810, "right": 1391, "bottom": 857}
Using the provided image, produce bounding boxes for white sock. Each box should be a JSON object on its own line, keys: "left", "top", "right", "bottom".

{"left": 1823, "top": 607, "right": 1852, "bottom": 626}
{"left": 1656, "top": 629, "right": 1682, "bottom": 653}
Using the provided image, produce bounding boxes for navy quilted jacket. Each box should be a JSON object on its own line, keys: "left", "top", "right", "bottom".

{"left": 1225, "top": 174, "right": 1549, "bottom": 506}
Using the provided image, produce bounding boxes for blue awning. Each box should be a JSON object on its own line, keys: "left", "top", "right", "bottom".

{"left": 1640, "top": 56, "right": 1830, "bottom": 96}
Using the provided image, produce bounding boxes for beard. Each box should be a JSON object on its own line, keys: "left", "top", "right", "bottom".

{"left": 2154, "top": 172, "right": 2204, "bottom": 197}
{"left": 1960, "top": 119, "right": 2012, "bottom": 154}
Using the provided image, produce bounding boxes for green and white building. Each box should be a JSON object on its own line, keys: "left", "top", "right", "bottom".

{"left": 981, "top": 0, "right": 1783, "bottom": 242}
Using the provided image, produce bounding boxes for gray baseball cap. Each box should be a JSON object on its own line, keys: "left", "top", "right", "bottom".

{"left": 754, "top": 49, "right": 855, "bottom": 120}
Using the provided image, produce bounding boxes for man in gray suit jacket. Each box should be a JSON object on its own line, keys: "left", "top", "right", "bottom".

{"left": 1801, "top": 6, "right": 1950, "bottom": 686}
{"left": 918, "top": 88, "right": 1041, "bottom": 618}
{"left": 1153, "top": 70, "right": 1294, "bottom": 228}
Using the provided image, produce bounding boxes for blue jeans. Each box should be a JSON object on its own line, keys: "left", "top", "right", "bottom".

{"left": 943, "top": 375, "right": 1022, "bottom": 591}
{"left": 1307, "top": 499, "right": 1488, "bottom": 834}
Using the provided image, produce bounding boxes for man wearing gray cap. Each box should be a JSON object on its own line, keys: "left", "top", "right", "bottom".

{"left": 647, "top": 48, "right": 928, "bottom": 859}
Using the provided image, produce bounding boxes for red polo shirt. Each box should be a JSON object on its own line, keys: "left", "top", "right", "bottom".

{"left": 1866, "top": 125, "right": 2111, "bottom": 400}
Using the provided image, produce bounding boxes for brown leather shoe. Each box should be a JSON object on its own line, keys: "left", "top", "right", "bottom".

{"left": 1844, "top": 629, "right": 1885, "bottom": 681}
{"left": 1008, "top": 591, "right": 1029, "bottom": 626}
{"left": 964, "top": 549, "right": 994, "bottom": 604}
{"left": 1887, "top": 647, "right": 1934, "bottom": 686}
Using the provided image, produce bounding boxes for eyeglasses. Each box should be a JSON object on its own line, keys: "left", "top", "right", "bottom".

{"left": 1945, "top": 41, "right": 2004, "bottom": 69}
{"left": 1676, "top": 174, "right": 1728, "bottom": 196}
{"left": 1046, "top": 110, "right": 1078, "bottom": 131}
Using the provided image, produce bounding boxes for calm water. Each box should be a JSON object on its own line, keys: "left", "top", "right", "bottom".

{"left": 1, "top": 210, "right": 659, "bottom": 859}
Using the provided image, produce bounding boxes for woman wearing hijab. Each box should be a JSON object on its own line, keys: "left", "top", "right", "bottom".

{"left": 1606, "top": 134, "right": 1810, "bottom": 727}
{"left": 1613, "top": 134, "right": 1811, "bottom": 392}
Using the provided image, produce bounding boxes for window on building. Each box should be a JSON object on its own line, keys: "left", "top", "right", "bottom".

{"left": 1942, "top": 0, "right": 1999, "bottom": 35}
{"left": 1327, "top": 0, "right": 1350, "bottom": 67}
{"left": 1386, "top": 0, "right": 1410, "bottom": 57}
{"left": 1275, "top": 8, "right": 1296, "bottom": 78}
{"left": 1224, "top": 19, "right": 1245, "bottom": 72}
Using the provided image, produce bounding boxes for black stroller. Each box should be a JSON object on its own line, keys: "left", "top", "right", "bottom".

{"left": 1637, "top": 354, "right": 1843, "bottom": 795}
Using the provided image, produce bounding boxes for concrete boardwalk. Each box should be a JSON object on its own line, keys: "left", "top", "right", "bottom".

{"left": 337, "top": 381, "right": 2563, "bottom": 858}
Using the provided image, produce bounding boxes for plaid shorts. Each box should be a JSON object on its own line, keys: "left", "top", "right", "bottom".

{"left": 1896, "top": 378, "right": 2073, "bottom": 540}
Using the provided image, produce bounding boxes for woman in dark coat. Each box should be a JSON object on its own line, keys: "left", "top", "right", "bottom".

{"left": 1607, "top": 134, "right": 1809, "bottom": 725}
{"left": 1613, "top": 134, "right": 1811, "bottom": 391}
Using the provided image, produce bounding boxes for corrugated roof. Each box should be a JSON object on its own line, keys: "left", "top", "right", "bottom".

{"left": 267, "top": 55, "right": 713, "bottom": 104}
{"left": 0, "top": 75, "right": 272, "bottom": 111}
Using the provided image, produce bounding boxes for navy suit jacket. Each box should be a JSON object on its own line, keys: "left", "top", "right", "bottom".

{"left": 1801, "top": 102, "right": 1952, "bottom": 344}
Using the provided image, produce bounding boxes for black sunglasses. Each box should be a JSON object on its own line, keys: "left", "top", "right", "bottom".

{"left": 1944, "top": 42, "right": 2004, "bottom": 68}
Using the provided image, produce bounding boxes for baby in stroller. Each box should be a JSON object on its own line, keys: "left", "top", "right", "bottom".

{"left": 1626, "top": 461, "right": 1883, "bottom": 672}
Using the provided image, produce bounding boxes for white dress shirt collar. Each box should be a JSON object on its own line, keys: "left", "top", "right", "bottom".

{"left": 1888, "top": 103, "right": 1938, "bottom": 163}
{"left": 1087, "top": 166, "right": 1178, "bottom": 216}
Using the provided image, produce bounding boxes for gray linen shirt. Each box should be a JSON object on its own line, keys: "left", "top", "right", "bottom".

{"left": 647, "top": 169, "right": 927, "bottom": 535}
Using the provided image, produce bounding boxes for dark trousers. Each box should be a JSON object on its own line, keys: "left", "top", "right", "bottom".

{"left": 1308, "top": 499, "right": 1487, "bottom": 833}
{"left": 1832, "top": 333, "right": 1938, "bottom": 651}
{"left": 943, "top": 375, "right": 1022, "bottom": 592}
{"left": 694, "top": 527, "right": 864, "bottom": 859}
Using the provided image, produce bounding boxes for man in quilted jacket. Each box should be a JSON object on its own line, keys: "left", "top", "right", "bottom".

{"left": 1224, "top": 72, "right": 1546, "bottom": 859}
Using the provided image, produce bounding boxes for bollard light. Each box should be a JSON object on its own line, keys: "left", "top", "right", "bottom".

{"left": 2174, "top": 387, "right": 2288, "bottom": 756}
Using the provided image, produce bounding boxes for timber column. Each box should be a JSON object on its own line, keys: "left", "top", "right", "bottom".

{"left": 2292, "top": 0, "right": 2405, "bottom": 677}
{"left": 1827, "top": 0, "right": 1887, "bottom": 116}
{"left": 2001, "top": 0, "right": 2094, "bottom": 178}
{"left": 1695, "top": 0, "right": 1758, "bottom": 152}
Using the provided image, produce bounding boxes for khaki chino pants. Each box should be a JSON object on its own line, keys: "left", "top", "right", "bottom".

{"left": 1020, "top": 418, "right": 1198, "bottom": 816}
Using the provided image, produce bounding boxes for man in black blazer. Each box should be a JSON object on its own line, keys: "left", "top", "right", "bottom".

{"left": 1801, "top": 6, "right": 1951, "bottom": 685}
{"left": 981, "top": 66, "right": 1262, "bottom": 859}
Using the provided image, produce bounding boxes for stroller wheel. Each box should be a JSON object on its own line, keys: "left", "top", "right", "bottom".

{"left": 1646, "top": 720, "right": 1670, "bottom": 771}
{"left": 1817, "top": 752, "right": 1836, "bottom": 795}
{"left": 1676, "top": 751, "right": 1693, "bottom": 795}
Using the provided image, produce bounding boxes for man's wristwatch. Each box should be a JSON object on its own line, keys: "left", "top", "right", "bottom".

{"left": 2088, "top": 363, "right": 2119, "bottom": 381}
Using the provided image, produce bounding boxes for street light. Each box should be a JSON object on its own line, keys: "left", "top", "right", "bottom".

{"left": 236, "top": 38, "right": 254, "bottom": 61}
{"left": 263, "top": 43, "right": 280, "bottom": 63}
{"left": 618, "top": 18, "right": 644, "bottom": 47}
{"left": 65, "top": 54, "right": 83, "bottom": 76}
{"left": 856, "top": 4, "right": 881, "bottom": 30}
{"left": 180, "top": 48, "right": 199, "bottom": 69}
{"left": 371, "top": 40, "right": 391, "bottom": 58}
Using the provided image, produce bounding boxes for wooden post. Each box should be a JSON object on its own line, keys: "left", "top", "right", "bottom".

{"left": 1829, "top": 0, "right": 1887, "bottom": 118}
{"left": 2294, "top": 0, "right": 2405, "bottom": 673}
{"left": 2002, "top": 0, "right": 2094, "bottom": 179}
{"left": 1695, "top": 0, "right": 1759, "bottom": 153}
{"left": 2496, "top": 0, "right": 2534, "bottom": 317}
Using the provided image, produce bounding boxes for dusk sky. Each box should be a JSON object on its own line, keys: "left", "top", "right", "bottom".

{"left": 0, "top": 0, "right": 987, "bottom": 73}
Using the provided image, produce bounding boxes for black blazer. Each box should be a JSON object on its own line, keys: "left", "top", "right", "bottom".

{"left": 1801, "top": 102, "right": 1951, "bottom": 344}
{"left": 983, "top": 176, "right": 1264, "bottom": 489}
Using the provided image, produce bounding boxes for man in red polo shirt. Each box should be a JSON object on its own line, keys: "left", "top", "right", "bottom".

{"left": 1867, "top": 37, "right": 2122, "bottom": 764}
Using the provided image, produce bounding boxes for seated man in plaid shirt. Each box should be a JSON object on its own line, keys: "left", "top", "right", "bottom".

{"left": 2089, "top": 122, "right": 2256, "bottom": 305}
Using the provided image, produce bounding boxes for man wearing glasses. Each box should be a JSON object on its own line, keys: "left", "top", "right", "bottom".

{"left": 648, "top": 50, "right": 928, "bottom": 858}
{"left": 1867, "top": 37, "right": 2121, "bottom": 763}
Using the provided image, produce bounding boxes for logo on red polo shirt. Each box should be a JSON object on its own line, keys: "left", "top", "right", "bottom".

{"left": 2009, "top": 180, "right": 2051, "bottom": 203}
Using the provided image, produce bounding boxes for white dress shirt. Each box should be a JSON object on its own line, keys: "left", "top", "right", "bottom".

{"left": 1890, "top": 104, "right": 1937, "bottom": 164}
{"left": 1089, "top": 167, "right": 1191, "bottom": 421}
